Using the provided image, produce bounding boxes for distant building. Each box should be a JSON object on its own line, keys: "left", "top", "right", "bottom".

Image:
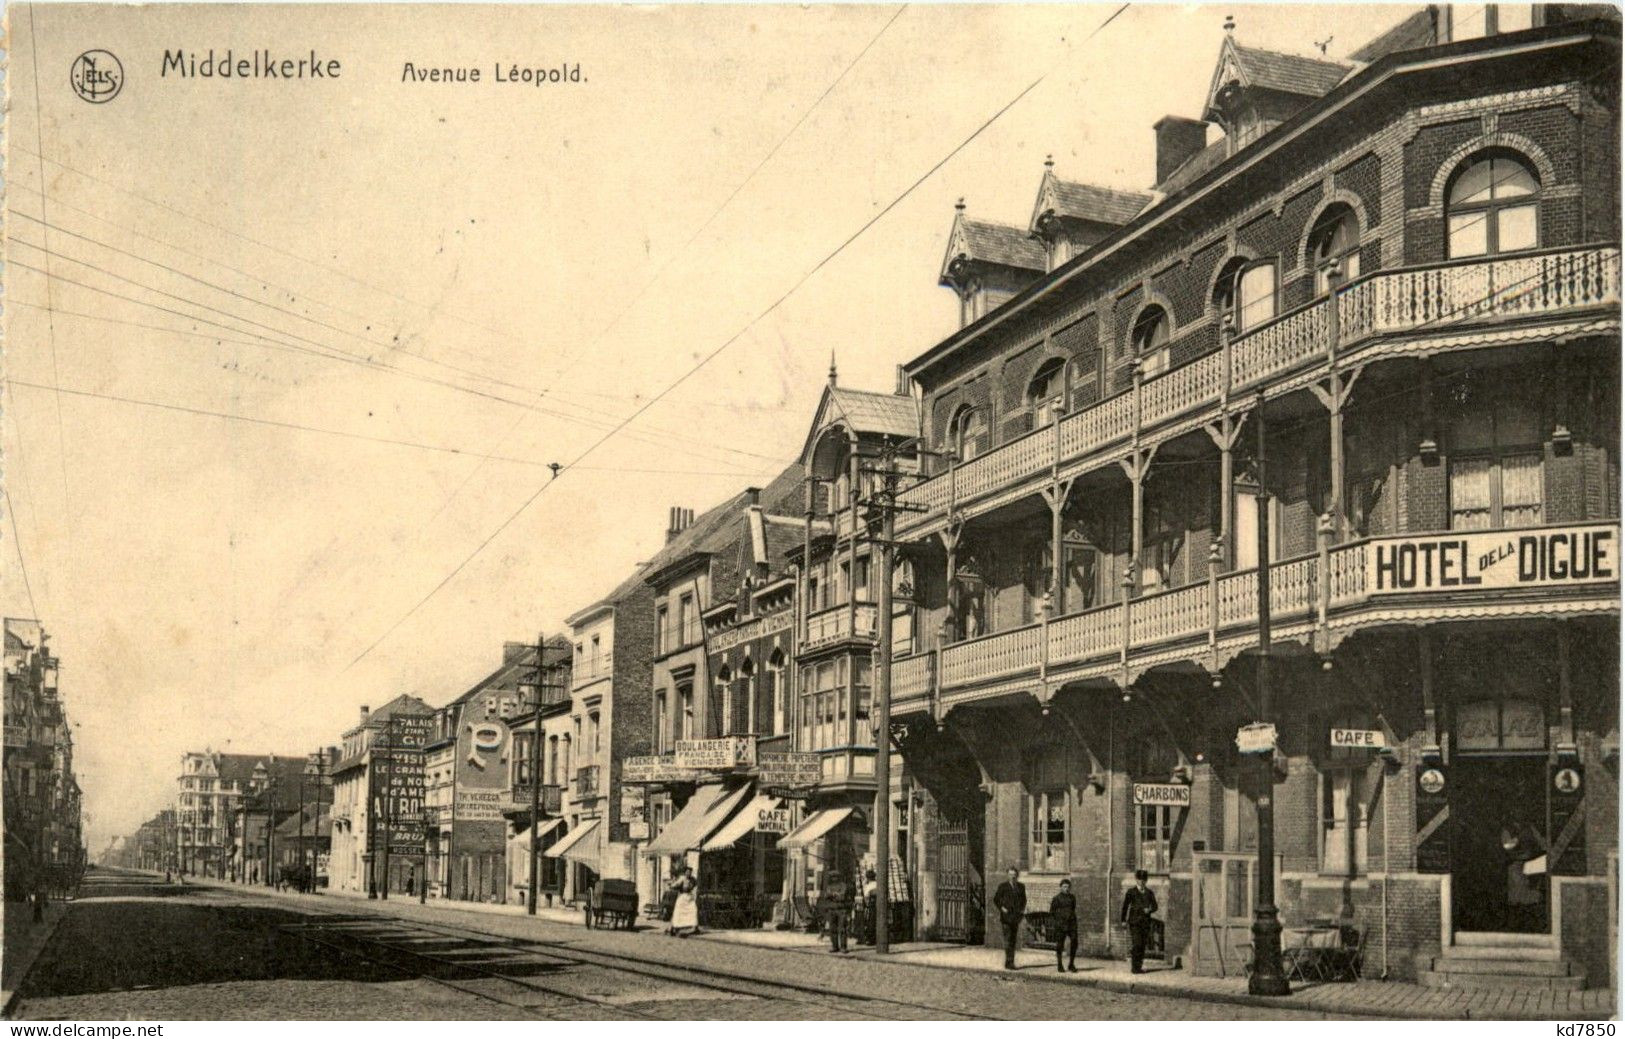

{"left": 328, "top": 695, "right": 436, "bottom": 897}
{"left": 4, "top": 618, "right": 84, "bottom": 894}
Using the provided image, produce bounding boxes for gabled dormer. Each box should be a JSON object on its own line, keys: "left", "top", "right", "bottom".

{"left": 1203, "top": 26, "right": 1353, "bottom": 156}
{"left": 1028, "top": 157, "right": 1155, "bottom": 272}
{"left": 939, "top": 199, "right": 1046, "bottom": 328}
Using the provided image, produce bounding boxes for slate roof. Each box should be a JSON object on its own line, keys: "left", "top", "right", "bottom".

{"left": 1232, "top": 44, "right": 1352, "bottom": 97}
{"left": 1350, "top": 9, "right": 1435, "bottom": 62}
{"left": 1157, "top": 136, "right": 1232, "bottom": 194}
{"left": 828, "top": 388, "right": 919, "bottom": 440}
{"left": 955, "top": 218, "right": 1047, "bottom": 272}
{"left": 1045, "top": 178, "right": 1154, "bottom": 227}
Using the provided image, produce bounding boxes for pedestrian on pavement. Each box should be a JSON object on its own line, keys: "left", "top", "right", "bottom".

{"left": 1049, "top": 878, "right": 1079, "bottom": 973}
{"left": 821, "top": 871, "right": 854, "bottom": 953}
{"left": 862, "top": 868, "right": 878, "bottom": 945}
{"left": 1120, "top": 869, "right": 1159, "bottom": 974}
{"left": 993, "top": 866, "right": 1026, "bottom": 970}
{"left": 668, "top": 865, "right": 699, "bottom": 937}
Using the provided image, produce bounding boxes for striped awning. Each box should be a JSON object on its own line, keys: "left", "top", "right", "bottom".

{"left": 509, "top": 816, "right": 565, "bottom": 848}
{"left": 546, "top": 819, "right": 601, "bottom": 870}
{"left": 700, "top": 795, "right": 781, "bottom": 852}
{"left": 776, "top": 807, "right": 854, "bottom": 850}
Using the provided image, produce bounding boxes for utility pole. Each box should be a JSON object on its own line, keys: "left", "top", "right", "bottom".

{"left": 299, "top": 761, "right": 307, "bottom": 892}
{"left": 860, "top": 440, "right": 926, "bottom": 957}
{"left": 528, "top": 630, "right": 546, "bottom": 916}
{"left": 1249, "top": 395, "right": 1290, "bottom": 997}
{"left": 381, "top": 717, "right": 393, "bottom": 900}
{"left": 265, "top": 757, "right": 276, "bottom": 888}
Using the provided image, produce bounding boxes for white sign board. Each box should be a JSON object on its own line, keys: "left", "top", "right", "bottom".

{"left": 622, "top": 755, "right": 703, "bottom": 783}
{"left": 1330, "top": 728, "right": 1386, "bottom": 750}
{"left": 454, "top": 790, "right": 506, "bottom": 822}
{"left": 1367, "top": 525, "right": 1617, "bottom": 594}
{"left": 1132, "top": 783, "right": 1191, "bottom": 807}
{"left": 755, "top": 807, "right": 792, "bottom": 833}
{"left": 1236, "top": 722, "right": 1278, "bottom": 755}
{"left": 758, "top": 751, "right": 821, "bottom": 787}
{"left": 628, "top": 820, "right": 650, "bottom": 840}
{"left": 675, "top": 737, "right": 756, "bottom": 770}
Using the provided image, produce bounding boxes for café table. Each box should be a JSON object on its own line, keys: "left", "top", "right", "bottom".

{"left": 1283, "top": 924, "right": 1342, "bottom": 982}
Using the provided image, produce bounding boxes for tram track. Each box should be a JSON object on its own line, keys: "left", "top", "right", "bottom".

{"left": 246, "top": 888, "right": 997, "bottom": 1021}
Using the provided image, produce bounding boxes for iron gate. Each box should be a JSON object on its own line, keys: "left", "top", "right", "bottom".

{"left": 936, "top": 817, "right": 970, "bottom": 942}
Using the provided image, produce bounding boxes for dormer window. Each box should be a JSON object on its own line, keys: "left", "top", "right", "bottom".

{"left": 1131, "top": 305, "right": 1172, "bottom": 377}
{"left": 1309, "top": 206, "right": 1362, "bottom": 295}
{"left": 1445, "top": 4, "right": 1537, "bottom": 41}
{"left": 1027, "top": 359, "right": 1067, "bottom": 428}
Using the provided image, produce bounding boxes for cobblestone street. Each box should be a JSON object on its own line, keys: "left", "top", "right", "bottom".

{"left": 8, "top": 876, "right": 1329, "bottom": 1020}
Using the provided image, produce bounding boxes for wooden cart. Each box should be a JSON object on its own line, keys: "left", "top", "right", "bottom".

{"left": 583, "top": 878, "right": 640, "bottom": 930}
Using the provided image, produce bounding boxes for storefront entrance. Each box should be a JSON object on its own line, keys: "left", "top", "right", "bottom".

{"left": 1452, "top": 756, "right": 1549, "bottom": 934}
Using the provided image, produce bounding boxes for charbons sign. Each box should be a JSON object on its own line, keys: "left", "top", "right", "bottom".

{"left": 1369, "top": 525, "right": 1617, "bottom": 593}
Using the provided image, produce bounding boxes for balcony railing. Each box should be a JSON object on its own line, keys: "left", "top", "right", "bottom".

{"left": 804, "top": 603, "right": 877, "bottom": 648}
{"left": 510, "top": 783, "right": 563, "bottom": 814}
{"left": 574, "top": 765, "right": 602, "bottom": 799}
{"left": 899, "top": 247, "right": 1620, "bottom": 527}
{"left": 896, "top": 522, "right": 1620, "bottom": 707}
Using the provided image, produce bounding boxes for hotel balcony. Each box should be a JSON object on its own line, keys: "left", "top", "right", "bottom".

{"left": 890, "top": 522, "right": 1620, "bottom": 715}
{"left": 898, "top": 247, "right": 1620, "bottom": 537}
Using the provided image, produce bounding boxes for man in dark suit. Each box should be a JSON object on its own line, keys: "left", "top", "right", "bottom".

{"left": 992, "top": 866, "right": 1027, "bottom": 969}
{"left": 821, "top": 872, "right": 854, "bottom": 953}
{"left": 1049, "top": 878, "right": 1079, "bottom": 973}
{"left": 1120, "top": 869, "right": 1159, "bottom": 973}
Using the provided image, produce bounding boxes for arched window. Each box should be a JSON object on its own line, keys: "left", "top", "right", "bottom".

{"left": 1308, "top": 205, "right": 1362, "bottom": 295}
{"left": 947, "top": 405, "right": 988, "bottom": 463}
{"left": 1131, "top": 305, "right": 1172, "bottom": 377}
{"left": 714, "top": 666, "right": 733, "bottom": 737}
{"left": 1027, "top": 359, "right": 1067, "bottom": 428}
{"left": 1214, "top": 257, "right": 1278, "bottom": 332}
{"left": 1447, "top": 152, "right": 1539, "bottom": 258}
{"left": 737, "top": 657, "right": 755, "bottom": 736}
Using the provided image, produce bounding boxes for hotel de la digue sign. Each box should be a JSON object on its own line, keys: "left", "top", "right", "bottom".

{"left": 1369, "top": 525, "right": 1616, "bottom": 593}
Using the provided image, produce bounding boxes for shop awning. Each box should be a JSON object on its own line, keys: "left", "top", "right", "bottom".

{"left": 509, "top": 816, "right": 565, "bottom": 848}
{"left": 700, "top": 794, "right": 781, "bottom": 852}
{"left": 548, "top": 819, "right": 601, "bottom": 870}
{"left": 643, "top": 783, "right": 751, "bottom": 856}
{"left": 777, "top": 806, "right": 854, "bottom": 850}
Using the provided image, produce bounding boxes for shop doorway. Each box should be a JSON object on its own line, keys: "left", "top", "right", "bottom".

{"left": 1451, "top": 756, "right": 1549, "bottom": 934}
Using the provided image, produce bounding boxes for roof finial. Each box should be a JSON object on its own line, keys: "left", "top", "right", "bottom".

{"left": 954, "top": 197, "right": 966, "bottom": 213}
{"left": 1223, "top": 13, "right": 1236, "bottom": 34}
{"left": 1044, "top": 154, "right": 1055, "bottom": 172}
{"left": 828, "top": 351, "right": 838, "bottom": 388}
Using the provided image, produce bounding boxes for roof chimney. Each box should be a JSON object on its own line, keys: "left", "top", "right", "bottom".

{"left": 745, "top": 487, "right": 761, "bottom": 505}
{"left": 666, "top": 506, "right": 695, "bottom": 542}
{"left": 358, "top": 705, "right": 370, "bottom": 725}
{"left": 1153, "top": 115, "right": 1209, "bottom": 187}
{"left": 895, "top": 364, "right": 910, "bottom": 397}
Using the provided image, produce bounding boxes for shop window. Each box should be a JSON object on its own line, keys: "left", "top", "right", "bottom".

{"left": 1309, "top": 205, "right": 1362, "bottom": 295}
{"left": 1321, "top": 770, "right": 1370, "bottom": 875}
{"left": 1028, "top": 358, "right": 1067, "bottom": 428}
{"left": 1446, "top": 152, "right": 1540, "bottom": 258}
{"left": 1138, "top": 805, "right": 1177, "bottom": 874}
{"left": 1214, "top": 258, "right": 1278, "bottom": 333}
{"left": 1131, "top": 305, "right": 1172, "bottom": 377}
{"left": 1129, "top": 730, "right": 1182, "bottom": 872}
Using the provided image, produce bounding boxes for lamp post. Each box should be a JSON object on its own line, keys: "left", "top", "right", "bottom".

{"left": 528, "top": 631, "right": 547, "bottom": 916}
{"left": 1248, "top": 393, "right": 1291, "bottom": 997}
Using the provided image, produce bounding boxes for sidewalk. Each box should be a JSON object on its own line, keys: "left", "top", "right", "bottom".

{"left": 3, "top": 901, "right": 69, "bottom": 1016}
{"left": 204, "top": 878, "right": 1616, "bottom": 1021}
{"left": 690, "top": 925, "right": 1616, "bottom": 1021}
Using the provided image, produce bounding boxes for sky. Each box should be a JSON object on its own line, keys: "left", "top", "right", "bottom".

{"left": 2, "top": 1, "right": 1417, "bottom": 854}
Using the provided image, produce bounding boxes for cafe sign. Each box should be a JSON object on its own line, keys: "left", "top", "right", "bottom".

{"left": 755, "top": 807, "right": 792, "bottom": 833}
{"left": 1330, "top": 728, "right": 1386, "bottom": 750}
{"left": 758, "top": 751, "right": 821, "bottom": 787}
{"left": 622, "top": 755, "right": 703, "bottom": 784}
{"left": 1132, "top": 783, "right": 1191, "bottom": 807}
{"left": 1368, "top": 525, "right": 1617, "bottom": 593}
{"left": 675, "top": 737, "right": 756, "bottom": 770}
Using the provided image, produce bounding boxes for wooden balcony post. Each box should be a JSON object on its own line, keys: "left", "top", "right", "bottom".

{"left": 1311, "top": 367, "right": 1363, "bottom": 544}
{"left": 1221, "top": 314, "right": 1235, "bottom": 405}
{"left": 1119, "top": 563, "right": 1135, "bottom": 677}
{"left": 1119, "top": 446, "right": 1158, "bottom": 598}
{"left": 1205, "top": 411, "right": 1247, "bottom": 572}
{"left": 1207, "top": 537, "right": 1222, "bottom": 673}
{"left": 1316, "top": 513, "right": 1333, "bottom": 655}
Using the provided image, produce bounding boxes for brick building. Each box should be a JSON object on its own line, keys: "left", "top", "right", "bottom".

{"left": 870, "top": 7, "right": 1619, "bottom": 988}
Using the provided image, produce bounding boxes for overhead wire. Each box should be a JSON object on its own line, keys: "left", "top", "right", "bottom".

{"left": 340, "top": 2, "right": 1136, "bottom": 671}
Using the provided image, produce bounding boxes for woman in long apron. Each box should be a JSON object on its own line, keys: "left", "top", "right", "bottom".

{"left": 669, "top": 865, "right": 699, "bottom": 937}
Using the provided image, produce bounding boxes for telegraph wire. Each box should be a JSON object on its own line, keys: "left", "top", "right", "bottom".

{"left": 24, "top": 6, "right": 74, "bottom": 519}
{"left": 3, "top": 378, "right": 784, "bottom": 478}
{"left": 4, "top": 486, "right": 41, "bottom": 623}
{"left": 340, "top": 2, "right": 1135, "bottom": 672}
{"left": 5, "top": 271, "right": 790, "bottom": 469}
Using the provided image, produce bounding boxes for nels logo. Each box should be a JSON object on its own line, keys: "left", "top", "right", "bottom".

{"left": 70, "top": 50, "right": 123, "bottom": 103}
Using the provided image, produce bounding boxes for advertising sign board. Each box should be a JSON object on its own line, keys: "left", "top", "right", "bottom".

{"left": 1132, "top": 783, "right": 1191, "bottom": 807}
{"left": 454, "top": 790, "right": 506, "bottom": 822}
{"left": 1235, "top": 722, "right": 1277, "bottom": 755}
{"left": 1367, "top": 525, "right": 1616, "bottom": 594}
{"left": 755, "top": 807, "right": 792, "bottom": 833}
{"left": 758, "top": 751, "right": 821, "bottom": 787}
{"left": 675, "top": 737, "right": 756, "bottom": 770}
{"left": 622, "top": 755, "right": 703, "bottom": 783}
{"left": 1330, "top": 728, "right": 1386, "bottom": 750}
